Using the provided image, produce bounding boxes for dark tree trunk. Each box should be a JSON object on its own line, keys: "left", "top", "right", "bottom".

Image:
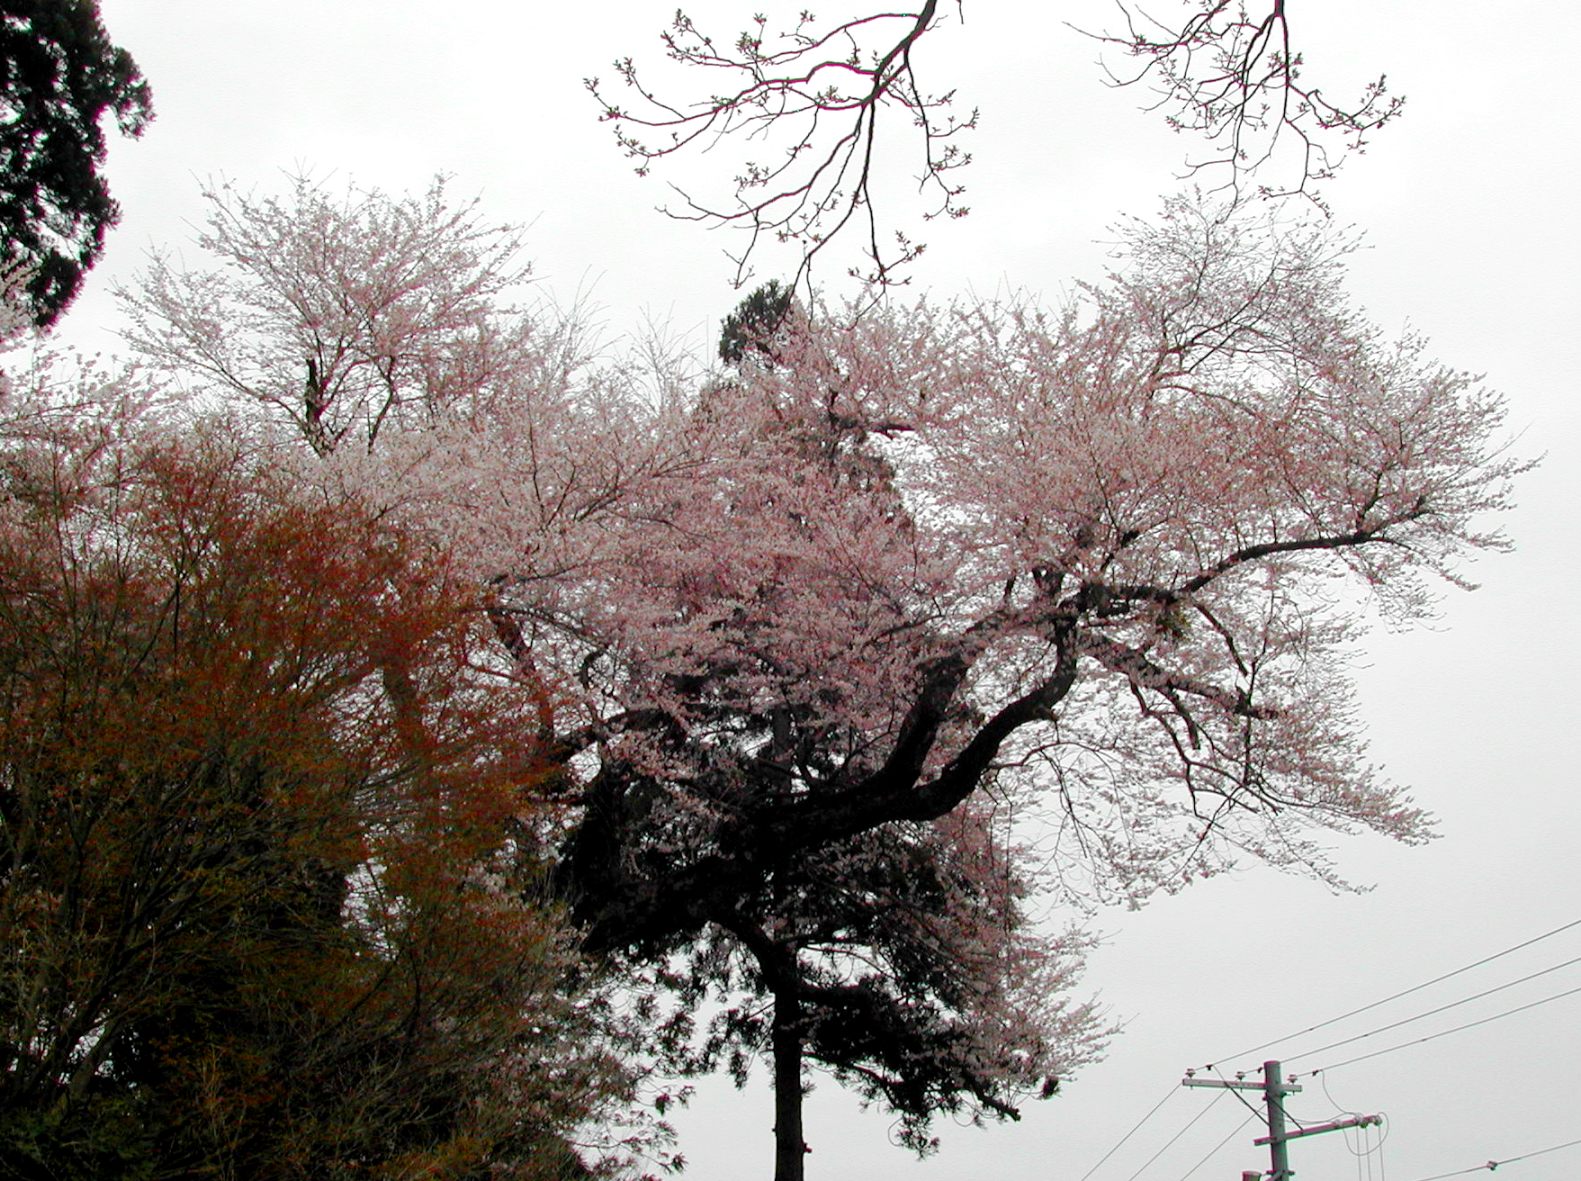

{"left": 771, "top": 981, "right": 806, "bottom": 1181}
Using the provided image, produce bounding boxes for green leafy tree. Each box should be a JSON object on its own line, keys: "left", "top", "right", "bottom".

{"left": 0, "top": 0, "right": 151, "bottom": 325}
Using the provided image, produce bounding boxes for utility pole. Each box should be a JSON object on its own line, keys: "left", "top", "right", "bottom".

{"left": 1261, "top": 1060, "right": 1291, "bottom": 1179}
{"left": 1182, "top": 1060, "right": 1381, "bottom": 1179}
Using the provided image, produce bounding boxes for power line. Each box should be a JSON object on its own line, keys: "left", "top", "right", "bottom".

{"left": 1202, "top": 916, "right": 1581, "bottom": 1069}
{"left": 1121, "top": 1091, "right": 1226, "bottom": 1181}
{"left": 1321, "top": 1075, "right": 1391, "bottom": 1158}
{"left": 1404, "top": 1134, "right": 1581, "bottom": 1180}
{"left": 1213, "top": 1067, "right": 1268, "bottom": 1125}
{"left": 1295, "top": 980, "right": 1581, "bottom": 1075}
{"left": 1077, "top": 1084, "right": 1180, "bottom": 1181}
{"left": 1177, "top": 1111, "right": 1259, "bottom": 1181}
{"left": 1284, "top": 952, "right": 1581, "bottom": 1062}
{"left": 1184, "top": 1061, "right": 1378, "bottom": 1179}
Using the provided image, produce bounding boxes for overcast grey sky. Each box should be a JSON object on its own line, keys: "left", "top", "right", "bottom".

{"left": 74, "top": 3, "right": 1581, "bottom": 1178}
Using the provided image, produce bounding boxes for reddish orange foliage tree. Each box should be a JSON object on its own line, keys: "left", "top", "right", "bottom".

{"left": 0, "top": 386, "right": 630, "bottom": 1178}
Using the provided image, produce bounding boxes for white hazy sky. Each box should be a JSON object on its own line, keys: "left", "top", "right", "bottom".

{"left": 70, "top": 3, "right": 1581, "bottom": 1179}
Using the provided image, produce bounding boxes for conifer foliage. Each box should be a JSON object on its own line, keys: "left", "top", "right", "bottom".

{"left": 0, "top": 1, "right": 151, "bottom": 324}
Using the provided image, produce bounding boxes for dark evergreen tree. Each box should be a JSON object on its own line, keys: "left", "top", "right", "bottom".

{"left": 557, "top": 285, "right": 1099, "bottom": 1181}
{"left": 0, "top": 0, "right": 151, "bottom": 325}
{"left": 718, "top": 278, "right": 795, "bottom": 366}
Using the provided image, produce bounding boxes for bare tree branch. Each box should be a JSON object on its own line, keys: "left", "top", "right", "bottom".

{"left": 587, "top": 3, "right": 974, "bottom": 292}
{"left": 591, "top": 3, "right": 1405, "bottom": 293}
{"left": 1077, "top": 1, "right": 1406, "bottom": 206}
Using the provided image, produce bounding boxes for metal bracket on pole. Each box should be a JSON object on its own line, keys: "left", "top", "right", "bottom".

{"left": 1181, "top": 1077, "right": 1301, "bottom": 1093}
{"left": 1253, "top": 1113, "right": 1382, "bottom": 1147}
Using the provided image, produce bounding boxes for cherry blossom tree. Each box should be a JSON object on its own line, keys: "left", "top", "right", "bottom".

{"left": 542, "top": 197, "right": 1522, "bottom": 1178}
{"left": 556, "top": 194, "right": 1516, "bottom": 932}
{"left": 117, "top": 173, "right": 699, "bottom": 736}
{"left": 120, "top": 179, "right": 1525, "bottom": 1180}
{"left": 118, "top": 174, "right": 533, "bottom": 457}
{"left": 590, "top": 1, "right": 1403, "bottom": 288}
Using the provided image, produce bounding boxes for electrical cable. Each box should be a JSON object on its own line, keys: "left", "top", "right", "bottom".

{"left": 1271, "top": 1088, "right": 1305, "bottom": 1135}
{"left": 1369, "top": 1120, "right": 1386, "bottom": 1181}
{"left": 1211, "top": 1067, "right": 1267, "bottom": 1125}
{"left": 1322, "top": 1071, "right": 1359, "bottom": 1132}
{"left": 1176, "top": 1110, "right": 1259, "bottom": 1181}
{"left": 1324, "top": 1075, "right": 1392, "bottom": 1156}
{"left": 1121, "top": 1090, "right": 1227, "bottom": 1181}
{"left": 1311, "top": 1075, "right": 1389, "bottom": 1181}
{"left": 1077, "top": 1084, "right": 1180, "bottom": 1181}
{"left": 1201, "top": 915, "right": 1581, "bottom": 1069}
{"left": 1294, "top": 979, "right": 1581, "bottom": 1075}
{"left": 1209, "top": 1061, "right": 1310, "bottom": 1180}
{"left": 1403, "top": 1134, "right": 1581, "bottom": 1180}
{"left": 1285, "top": 952, "right": 1581, "bottom": 1062}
